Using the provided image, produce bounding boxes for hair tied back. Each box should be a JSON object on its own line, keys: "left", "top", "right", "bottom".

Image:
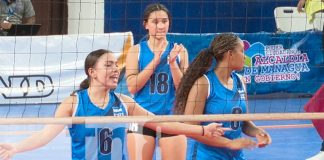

{"left": 205, "top": 48, "right": 213, "bottom": 56}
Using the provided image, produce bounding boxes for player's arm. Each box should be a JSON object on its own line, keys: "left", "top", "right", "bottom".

{"left": 238, "top": 75, "right": 272, "bottom": 147}
{"left": 242, "top": 121, "right": 267, "bottom": 137}
{"left": 238, "top": 74, "right": 261, "bottom": 137}
{"left": 120, "top": 94, "right": 223, "bottom": 137}
{"left": 242, "top": 121, "right": 271, "bottom": 148}
{"left": 169, "top": 44, "right": 189, "bottom": 89}
{"left": 0, "top": 96, "right": 75, "bottom": 159}
{"left": 183, "top": 76, "right": 257, "bottom": 149}
{"left": 125, "top": 45, "right": 160, "bottom": 94}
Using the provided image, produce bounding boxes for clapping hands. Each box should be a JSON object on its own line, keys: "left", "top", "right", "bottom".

{"left": 168, "top": 43, "right": 185, "bottom": 64}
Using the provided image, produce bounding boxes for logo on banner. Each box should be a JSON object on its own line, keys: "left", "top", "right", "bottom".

{"left": 242, "top": 41, "right": 310, "bottom": 83}
{"left": 0, "top": 75, "right": 54, "bottom": 99}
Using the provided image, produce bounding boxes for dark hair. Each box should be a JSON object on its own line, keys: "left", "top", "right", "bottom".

{"left": 143, "top": 3, "right": 172, "bottom": 30}
{"left": 79, "top": 49, "right": 112, "bottom": 90}
{"left": 174, "top": 33, "right": 241, "bottom": 114}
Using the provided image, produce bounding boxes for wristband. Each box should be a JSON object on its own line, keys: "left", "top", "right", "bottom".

{"left": 202, "top": 126, "right": 205, "bottom": 136}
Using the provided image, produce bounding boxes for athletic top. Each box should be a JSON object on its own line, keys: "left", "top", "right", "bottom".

{"left": 68, "top": 89, "right": 128, "bottom": 160}
{"left": 195, "top": 71, "right": 247, "bottom": 160}
{"left": 134, "top": 41, "right": 180, "bottom": 115}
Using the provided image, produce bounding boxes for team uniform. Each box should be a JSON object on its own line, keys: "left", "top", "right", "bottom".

{"left": 68, "top": 89, "right": 128, "bottom": 160}
{"left": 134, "top": 40, "right": 179, "bottom": 115}
{"left": 129, "top": 40, "right": 180, "bottom": 137}
{"left": 188, "top": 71, "right": 247, "bottom": 160}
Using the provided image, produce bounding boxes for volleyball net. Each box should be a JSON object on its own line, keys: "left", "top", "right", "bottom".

{"left": 1, "top": 0, "right": 324, "bottom": 121}
{"left": 1, "top": 1, "right": 324, "bottom": 160}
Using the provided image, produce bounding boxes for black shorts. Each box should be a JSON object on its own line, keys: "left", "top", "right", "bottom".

{"left": 127, "top": 123, "right": 175, "bottom": 138}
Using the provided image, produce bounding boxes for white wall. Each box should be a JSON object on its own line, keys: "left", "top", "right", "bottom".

{"left": 314, "top": 12, "right": 324, "bottom": 31}
{"left": 68, "top": 0, "right": 104, "bottom": 34}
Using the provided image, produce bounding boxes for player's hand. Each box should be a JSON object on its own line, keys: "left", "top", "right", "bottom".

{"left": 151, "top": 41, "right": 168, "bottom": 68}
{"left": 297, "top": 0, "right": 306, "bottom": 13}
{"left": 168, "top": 43, "right": 185, "bottom": 64}
{"left": 152, "top": 51, "right": 163, "bottom": 68}
{"left": 255, "top": 130, "right": 272, "bottom": 148}
{"left": 203, "top": 123, "right": 230, "bottom": 137}
{"left": 0, "top": 143, "right": 17, "bottom": 160}
{"left": 227, "top": 138, "right": 257, "bottom": 150}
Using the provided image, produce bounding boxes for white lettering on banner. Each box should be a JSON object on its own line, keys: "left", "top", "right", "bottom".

{"left": 243, "top": 44, "right": 310, "bottom": 84}
{"left": 0, "top": 32, "right": 134, "bottom": 104}
{"left": 0, "top": 75, "right": 54, "bottom": 99}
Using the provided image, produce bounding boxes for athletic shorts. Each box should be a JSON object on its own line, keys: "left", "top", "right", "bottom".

{"left": 127, "top": 123, "right": 175, "bottom": 138}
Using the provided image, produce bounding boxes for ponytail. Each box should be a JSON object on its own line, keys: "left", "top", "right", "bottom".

{"left": 70, "top": 78, "right": 90, "bottom": 96}
{"left": 79, "top": 78, "right": 90, "bottom": 90}
{"left": 174, "top": 48, "right": 214, "bottom": 114}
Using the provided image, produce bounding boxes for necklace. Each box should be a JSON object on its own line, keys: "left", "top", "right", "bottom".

{"left": 87, "top": 90, "right": 109, "bottom": 109}
{"left": 97, "top": 100, "right": 106, "bottom": 109}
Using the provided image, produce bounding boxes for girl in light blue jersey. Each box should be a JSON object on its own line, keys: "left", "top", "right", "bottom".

{"left": 174, "top": 33, "right": 272, "bottom": 160}
{"left": 125, "top": 3, "right": 189, "bottom": 160}
{"left": 0, "top": 49, "right": 225, "bottom": 160}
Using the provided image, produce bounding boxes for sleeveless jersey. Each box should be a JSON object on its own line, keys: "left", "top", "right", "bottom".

{"left": 68, "top": 89, "right": 128, "bottom": 160}
{"left": 134, "top": 41, "right": 180, "bottom": 115}
{"left": 193, "top": 71, "right": 247, "bottom": 160}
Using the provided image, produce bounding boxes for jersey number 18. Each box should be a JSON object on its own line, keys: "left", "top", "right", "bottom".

{"left": 149, "top": 73, "right": 169, "bottom": 94}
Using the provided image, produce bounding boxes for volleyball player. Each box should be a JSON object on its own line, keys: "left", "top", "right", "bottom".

{"left": 0, "top": 49, "right": 226, "bottom": 160}
{"left": 174, "top": 33, "right": 272, "bottom": 160}
{"left": 125, "top": 3, "right": 189, "bottom": 160}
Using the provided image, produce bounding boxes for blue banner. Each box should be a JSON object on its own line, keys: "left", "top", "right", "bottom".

{"left": 167, "top": 31, "right": 324, "bottom": 95}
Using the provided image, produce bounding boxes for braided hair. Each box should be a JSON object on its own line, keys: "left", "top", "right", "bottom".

{"left": 174, "top": 33, "right": 240, "bottom": 114}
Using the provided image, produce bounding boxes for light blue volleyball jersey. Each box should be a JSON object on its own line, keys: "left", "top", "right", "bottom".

{"left": 192, "top": 71, "right": 247, "bottom": 160}
{"left": 134, "top": 41, "right": 179, "bottom": 115}
{"left": 68, "top": 89, "right": 128, "bottom": 160}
